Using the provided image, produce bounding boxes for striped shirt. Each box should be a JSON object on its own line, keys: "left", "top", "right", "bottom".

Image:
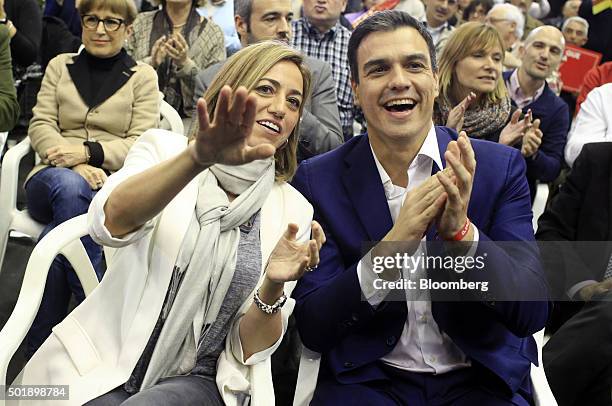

{"left": 291, "top": 18, "right": 354, "bottom": 131}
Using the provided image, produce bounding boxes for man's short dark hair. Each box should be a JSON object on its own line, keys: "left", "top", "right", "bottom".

{"left": 347, "top": 10, "right": 437, "bottom": 84}
{"left": 234, "top": 0, "right": 252, "bottom": 27}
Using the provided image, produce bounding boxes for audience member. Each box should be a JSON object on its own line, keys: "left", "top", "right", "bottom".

{"left": 537, "top": 142, "right": 612, "bottom": 406}
{"left": 1, "top": 0, "right": 42, "bottom": 73}
{"left": 395, "top": 0, "right": 426, "bottom": 20}
{"left": 44, "top": 0, "right": 82, "bottom": 37}
{"left": 40, "top": 15, "right": 82, "bottom": 72}
{"left": 528, "top": 0, "right": 551, "bottom": 19}
{"left": 556, "top": 16, "right": 588, "bottom": 119}
{"left": 509, "top": 0, "right": 543, "bottom": 38}
{"left": 194, "top": 0, "right": 343, "bottom": 162}
{"left": 462, "top": 0, "right": 493, "bottom": 23}
{"left": 576, "top": 61, "right": 612, "bottom": 111}
{"left": 486, "top": 4, "right": 524, "bottom": 70}
{"left": 197, "top": 0, "right": 242, "bottom": 56}
{"left": 126, "top": 0, "right": 226, "bottom": 119}
{"left": 454, "top": 0, "right": 471, "bottom": 24}
{"left": 24, "top": 0, "right": 159, "bottom": 358}
{"left": 544, "top": 0, "right": 581, "bottom": 28}
{"left": 565, "top": 83, "right": 612, "bottom": 166}
{"left": 0, "top": 24, "right": 18, "bottom": 132}
{"left": 435, "top": 21, "right": 542, "bottom": 165}
{"left": 345, "top": 0, "right": 382, "bottom": 25}
{"left": 435, "top": 22, "right": 532, "bottom": 146}
{"left": 17, "top": 41, "right": 324, "bottom": 406}
{"left": 292, "top": 0, "right": 355, "bottom": 141}
{"left": 292, "top": 10, "right": 548, "bottom": 405}
{"left": 421, "top": 0, "right": 457, "bottom": 55}
{"left": 504, "top": 26, "right": 568, "bottom": 200}
{"left": 578, "top": 0, "right": 611, "bottom": 62}
{"left": 561, "top": 15, "right": 588, "bottom": 47}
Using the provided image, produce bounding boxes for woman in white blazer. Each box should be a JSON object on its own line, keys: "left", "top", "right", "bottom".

{"left": 14, "top": 41, "right": 325, "bottom": 406}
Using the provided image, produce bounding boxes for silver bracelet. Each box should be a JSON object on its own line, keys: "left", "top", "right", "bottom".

{"left": 253, "top": 289, "right": 287, "bottom": 314}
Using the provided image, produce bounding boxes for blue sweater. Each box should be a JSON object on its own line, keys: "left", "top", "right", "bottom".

{"left": 504, "top": 71, "right": 569, "bottom": 197}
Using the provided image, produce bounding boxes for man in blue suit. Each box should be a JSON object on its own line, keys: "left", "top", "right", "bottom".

{"left": 291, "top": 10, "right": 549, "bottom": 405}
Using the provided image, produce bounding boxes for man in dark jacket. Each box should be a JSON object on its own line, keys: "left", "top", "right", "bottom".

{"left": 503, "top": 26, "right": 569, "bottom": 200}
{"left": 537, "top": 143, "right": 612, "bottom": 406}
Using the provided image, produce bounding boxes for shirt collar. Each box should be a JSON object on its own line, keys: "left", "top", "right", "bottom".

{"left": 302, "top": 18, "right": 339, "bottom": 39}
{"left": 507, "top": 69, "right": 545, "bottom": 108}
{"left": 421, "top": 18, "right": 449, "bottom": 33}
{"left": 369, "top": 124, "right": 442, "bottom": 195}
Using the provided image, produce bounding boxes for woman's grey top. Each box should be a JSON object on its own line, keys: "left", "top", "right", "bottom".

{"left": 125, "top": 212, "right": 262, "bottom": 393}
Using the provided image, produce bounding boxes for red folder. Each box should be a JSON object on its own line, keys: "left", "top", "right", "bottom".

{"left": 559, "top": 45, "right": 603, "bottom": 93}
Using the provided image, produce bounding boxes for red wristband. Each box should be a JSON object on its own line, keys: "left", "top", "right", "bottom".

{"left": 445, "top": 219, "right": 471, "bottom": 241}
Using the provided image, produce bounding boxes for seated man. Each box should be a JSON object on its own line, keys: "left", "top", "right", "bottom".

{"left": 503, "top": 26, "right": 569, "bottom": 200}
{"left": 421, "top": 0, "right": 457, "bottom": 56}
{"left": 537, "top": 143, "right": 612, "bottom": 406}
{"left": 486, "top": 4, "right": 525, "bottom": 71}
{"left": 561, "top": 16, "right": 588, "bottom": 47}
{"left": 193, "top": 0, "right": 343, "bottom": 162}
{"left": 292, "top": 10, "right": 548, "bottom": 405}
{"left": 564, "top": 83, "right": 612, "bottom": 167}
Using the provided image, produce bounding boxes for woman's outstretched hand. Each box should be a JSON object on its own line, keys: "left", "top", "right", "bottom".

{"left": 265, "top": 221, "right": 326, "bottom": 285}
{"left": 189, "top": 86, "right": 276, "bottom": 168}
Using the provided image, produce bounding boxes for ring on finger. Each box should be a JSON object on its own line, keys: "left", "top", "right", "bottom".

{"left": 304, "top": 264, "right": 319, "bottom": 272}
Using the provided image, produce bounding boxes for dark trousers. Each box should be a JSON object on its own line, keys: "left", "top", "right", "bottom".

{"left": 312, "top": 362, "right": 532, "bottom": 406}
{"left": 544, "top": 292, "right": 612, "bottom": 406}
{"left": 24, "top": 167, "right": 103, "bottom": 358}
{"left": 85, "top": 375, "right": 224, "bottom": 406}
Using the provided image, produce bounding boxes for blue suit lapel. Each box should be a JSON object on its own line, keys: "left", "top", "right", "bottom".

{"left": 341, "top": 135, "right": 393, "bottom": 242}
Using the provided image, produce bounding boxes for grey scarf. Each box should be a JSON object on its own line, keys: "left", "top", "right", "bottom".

{"left": 140, "top": 158, "right": 274, "bottom": 389}
{"left": 435, "top": 96, "right": 512, "bottom": 140}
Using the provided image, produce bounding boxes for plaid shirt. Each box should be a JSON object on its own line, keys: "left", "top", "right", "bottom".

{"left": 292, "top": 19, "right": 354, "bottom": 131}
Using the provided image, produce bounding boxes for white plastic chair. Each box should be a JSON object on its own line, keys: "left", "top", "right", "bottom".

{"left": 0, "top": 214, "right": 99, "bottom": 403}
{"left": 0, "top": 131, "right": 8, "bottom": 160}
{"left": 293, "top": 328, "right": 558, "bottom": 405}
{"left": 0, "top": 99, "right": 183, "bottom": 273}
{"left": 532, "top": 183, "right": 550, "bottom": 233}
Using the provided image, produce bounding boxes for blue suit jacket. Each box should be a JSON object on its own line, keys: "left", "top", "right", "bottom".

{"left": 291, "top": 126, "right": 550, "bottom": 396}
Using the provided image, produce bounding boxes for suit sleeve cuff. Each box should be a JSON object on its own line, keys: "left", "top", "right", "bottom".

{"left": 568, "top": 280, "right": 598, "bottom": 300}
{"left": 357, "top": 249, "right": 396, "bottom": 308}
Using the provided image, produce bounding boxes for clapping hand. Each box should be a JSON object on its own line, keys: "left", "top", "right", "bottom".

{"left": 446, "top": 92, "right": 477, "bottom": 132}
{"left": 521, "top": 118, "right": 542, "bottom": 158}
{"left": 151, "top": 35, "right": 168, "bottom": 69}
{"left": 164, "top": 33, "right": 190, "bottom": 68}
{"left": 189, "top": 86, "right": 276, "bottom": 167}
{"left": 500, "top": 109, "right": 532, "bottom": 146}
{"left": 265, "top": 221, "right": 326, "bottom": 284}
{"left": 436, "top": 131, "right": 476, "bottom": 240}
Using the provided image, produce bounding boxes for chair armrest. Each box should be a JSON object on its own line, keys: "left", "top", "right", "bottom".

{"left": 531, "top": 328, "right": 558, "bottom": 406}
{"left": 0, "top": 214, "right": 98, "bottom": 389}
{"left": 0, "top": 137, "right": 32, "bottom": 215}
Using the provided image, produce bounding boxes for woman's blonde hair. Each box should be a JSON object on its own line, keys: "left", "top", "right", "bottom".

{"left": 78, "top": 0, "right": 138, "bottom": 25}
{"left": 438, "top": 22, "right": 507, "bottom": 106}
{"left": 193, "top": 41, "right": 312, "bottom": 183}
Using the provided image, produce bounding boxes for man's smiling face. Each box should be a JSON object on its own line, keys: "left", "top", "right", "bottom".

{"left": 352, "top": 27, "right": 439, "bottom": 145}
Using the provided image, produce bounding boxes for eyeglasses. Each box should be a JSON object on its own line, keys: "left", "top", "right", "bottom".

{"left": 81, "top": 15, "right": 125, "bottom": 32}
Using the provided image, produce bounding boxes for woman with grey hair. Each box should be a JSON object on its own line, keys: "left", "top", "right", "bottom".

{"left": 126, "top": 0, "right": 226, "bottom": 119}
